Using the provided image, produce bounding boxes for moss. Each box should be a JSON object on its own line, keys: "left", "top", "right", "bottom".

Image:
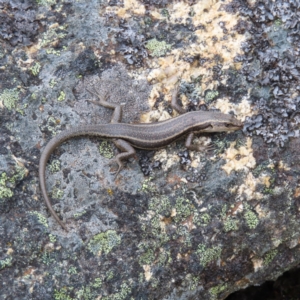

{"left": 99, "top": 140, "right": 114, "bottom": 159}
{"left": 57, "top": 91, "right": 65, "bottom": 102}
{"left": 264, "top": 249, "right": 278, "bottom": 265}
{"left": 30, "top": 62, "right": 41, "bottom": 76}
{"left": 49, "top": 159, "right": 61, "bottom": 173}
{"left": 244, "top": 209, "right": 259, "bottom": 229}
{"left": 223, "top": 217, "right": 238, "bottom": 232}
{"left": 88, "top": 230, "right": 121, "bottom": 255}
{"left": 196, "top": 244, "right": 222, "bottom": 267}
{"left": 145, "top": 38, "right": 172, "bottom": 57}
{"left": 0, "top": 88, "right": 19, "bottom": 110}
{"left": 30, "top": 211, "right": 49, "bottom": 228}
{"left": 0, "top": 256, "right": 13, "bottom": 270}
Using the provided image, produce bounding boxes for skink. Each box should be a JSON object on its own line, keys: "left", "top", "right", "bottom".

{"left": 39, "top": 87, "right": 243, "bottom": 230}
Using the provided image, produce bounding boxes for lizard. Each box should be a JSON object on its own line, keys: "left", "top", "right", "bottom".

{"left": 39, "top": 86, "right": 243, "bottom": 230}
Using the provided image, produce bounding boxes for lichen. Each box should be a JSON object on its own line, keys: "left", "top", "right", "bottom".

{"left": 51, "top": 187, "right": 64, "bottom": 199}
{"left": 193, "top": 212, "right": 211, "bottom": 227}
{"left": 99, "top": 140, "right": 114, "bottom": 159}
{"left": 40, "top": 26, "right": 67, "bottom": 48}
{"left": 0, "top": 88, "right": 19, "bottom": 110}
{"left": 264, "top": 249, "right": 278, "bottom": 265}
{"left": 30, "top": 62, "right": 41, "bottom": 76}
{"left": 196, "top": 244, "right": 222, "bottom": 267}
{"left": 36, "top": 0, "right": 57, "bottom": 5}
{"left": 209, "top": 283, "right": 228, "bottom": 298}
{"left": 101, "top": 282, "right": 131, "bottom": 300}
{"left": 244, "top": 209, "right": 259, "bottom": 229}
{"left": 204, "top": 90, "right": 219, "bottom": 103}
{"left": 57, "top": 91, "right": 65, "bottom": 102}
{"left": 174, "top": 196, "right": 193, "bottom": 223}
{"left": 0, "top": 172, "right": 14, "bottom": 199}
{"left": 145, "top": 38, "right": 172, "bottom": 57}
{"left": 30, "top": 211, "right": 49, "bottom": 228}
{"left": 88, "top": 230, "right": 121, "bottom": 255}
{"left": 49, "top": 159, "right": 61, "bottom": 173}
{"left": 0, "top": 256, "right": 13, "bottom": 270}
{"left": 223, "top": 217, "right": 238, "bottom": 232}
{"left": 54, "top": 287, "right": 72, "bottom": 300}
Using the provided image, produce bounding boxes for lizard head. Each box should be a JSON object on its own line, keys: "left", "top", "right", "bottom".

{"left": 200, "top": 113, "right": 243, "bottom": 132}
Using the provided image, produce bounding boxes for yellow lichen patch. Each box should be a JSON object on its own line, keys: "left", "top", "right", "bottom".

{"left": 143, "top": 265, "right": 152, "bottom": 281}
{"left": 105, "top": 0, "right": 145, "bottom": 18}
{"left": 260, "top": 174, "right": 271, "bottom": 188}
{"left": 153, "top": 149, "right": 180, "bottom": 172}
{"left": 237, "top": 172, "right": 263, "bottom": 201}
{"left": 169, "top": 0, "right": 245, "bottom": 63}
{"left": 252, "top": 257, "right": 263, "bottom": 272}
{"left": 215, "top": 97, "right": 253, "bottom": 121}
{"left": 147, "top": 55, "right": 189, "bottom": 89}
{"left": 278, "top": 160, "right": 291, "bottom": 171}
{"left": 221, "top": 138, "right": 256, "bottom": 175}
{"left": 255, "top": 204, "right": 270, "bottom": 219}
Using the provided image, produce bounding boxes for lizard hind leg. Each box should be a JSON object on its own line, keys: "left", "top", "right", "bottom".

{"left": 110, "top": 139, "right": 136, "bottom": 178}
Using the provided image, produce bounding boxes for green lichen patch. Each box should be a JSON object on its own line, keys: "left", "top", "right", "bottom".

{"left": 223, "top": 217, "right": 239, "bottom": 232}
{"left": 210, "top": 283, "right": 228, "bottom": 298}
{"left": 0, "top": 172, "right": 14, "bottom": 199}
{"left": 0, "top": 88, "right": 19, "bottom": 110}
{"left": 244, "top": 209, "right": 259, "bottom": 229}
{"left": 148, "top": 195, "right": 171, "bottom": 215}
{"left": 40, "top": 26, "right": 67, "bottom": 48}
{"left": 196, "top": 244, "right": 222, "bottom": 267}
{"left": 174, "top": 196, "right": 193, "bottom": 223}
{"left": 36, "top": 0, "right": 57, "bottom": 5}
{"left": 99, "top": 140, "right": 114, "bottom": 159}
{"left": 0, "top": 166, "right": 27, "bottom": 200}
{"left": 54, "top": 287, "right": 72, "bottom": 300}
{"left": 30, "top": 211, "right": 49, "bottom": 228}
{"left": 49, "top": 159, "right": 61, "bottom": 173}
{"left": 57, "top": 91, "right": 65, "bottom": 102}
{"left": 0, "top": 256, "right": 13, "bottom": 270}
{"left": 145, "top": 38, "right": 172, "bottom": 57}
{"left": 30, "top": 62, "right": 41, "bottom": 76}
{"left": 204, "top": 89, "right": 219, "bottom": 103}
{"left": 102, "top": 282, "right": 131, "bottom": 300}
{"left": 88, "top": 230, "right": 121, "bottom": 256}
{"left": 51, "top": 187, "right": 64, "bottom": 199}
{"left": 263, "top": 249, "right": 278, "bottom": 265}
{"left": 193, "top": 212, "right": 211, "bottom": 227}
